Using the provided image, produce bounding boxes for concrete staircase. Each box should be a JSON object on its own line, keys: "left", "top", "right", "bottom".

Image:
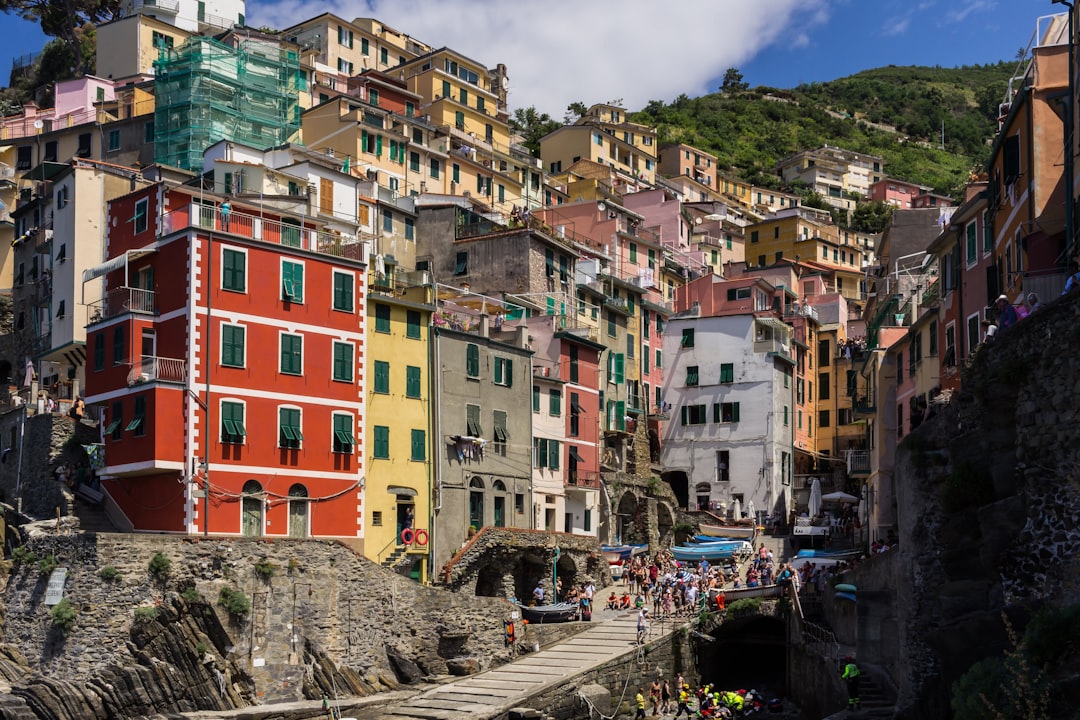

{"left": 70, "top": 495, "right": 116, "bottom": 534}
{"left": 381, "top": 545, "right": 408, "bottom": 569}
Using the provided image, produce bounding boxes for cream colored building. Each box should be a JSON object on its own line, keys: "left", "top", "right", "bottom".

{"left": 776, "top": 146, "right": 884, "bottom": 215}
{"left": 95, "top": 14, "right": 192, "bottom": 82}
{"left": 540, "top": 104, "right": 658, "bottom": 186}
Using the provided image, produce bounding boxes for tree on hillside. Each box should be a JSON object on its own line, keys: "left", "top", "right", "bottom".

{"left": 851, "top": 200, "right": 895, "bottom": 234}
{"left": 0, "top": 0, "right": 120, "bottom": 77}
{"left": 510, "top": 106, "right": 562, "bottom": 157}
{"left": 564, "top": 101, "right": 588, "bottom": 123}
{"left": 720, "top": 67, "right": 749, "bottom": 94}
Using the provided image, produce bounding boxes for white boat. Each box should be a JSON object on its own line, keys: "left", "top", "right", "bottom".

{"left": 699, "top": 523, "right": 757, "bottom": 539}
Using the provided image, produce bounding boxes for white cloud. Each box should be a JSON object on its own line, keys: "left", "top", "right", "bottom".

{"left": 883, "top": 15, "right": 911, "bottom": 36}
{"left": 945, "top": 0, "right": 996, "bottom": 24}
{"left": 252, "top": 0, "right": 829, "bottom": 116}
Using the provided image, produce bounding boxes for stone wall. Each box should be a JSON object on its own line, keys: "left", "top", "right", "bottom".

{"left": 846, "top": 291, "right": 1080, "bottom": 719}
{"left": 0, "top": 411, "right": 97, "bottom": 520}
{"left": 0, "top": 533, "right": 520, "bottom": 718}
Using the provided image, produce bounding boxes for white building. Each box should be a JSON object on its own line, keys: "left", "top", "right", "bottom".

{"left": 660, "top": 302, "right": 794, "bottom": 524}
{"left": 117, "top": 0, "right": 246, "bottom": 33}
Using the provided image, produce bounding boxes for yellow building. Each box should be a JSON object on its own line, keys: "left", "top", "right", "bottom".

{"left": 540, "top": 103, "right": 657, "bottom": 185}
{"left": 282, "top": 14, "right": 430, "bottom": 86}
{"left": 364, "top": 266, "right": 435, "bottom": 582}
{"left": 0, "top": 144, "right": 16, "bottom": 291}
{"left": 95, "top": 14, "right": 192, "bottom": 82}
{"left": 744, "top": 207, "right": 866, "bottom": 302}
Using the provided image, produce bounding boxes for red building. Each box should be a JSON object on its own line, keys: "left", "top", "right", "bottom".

{"left": 84, "top": 184, "right": 369, "bottom": 538}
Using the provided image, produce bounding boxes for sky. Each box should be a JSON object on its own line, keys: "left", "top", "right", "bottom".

{"left": 0, "top": 0, "right": 1061, "bottom": 115}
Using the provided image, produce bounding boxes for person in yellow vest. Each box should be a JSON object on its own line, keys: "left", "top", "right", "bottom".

{"left": 842, "top": 656, "right": 861, "bottom": 710}
{"left": 672, "top": 683, "right": 693, "bottom": 719}
{"left": 635, "top": 687, "right": 646, "bottom": 719}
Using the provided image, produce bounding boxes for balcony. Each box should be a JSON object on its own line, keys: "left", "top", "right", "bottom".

{"left": 847, "top": 450, "right": 871, "bottom": 476}
{"left": 368, "top": 268, "right": 432, "bottom": 296}
{"left": 566, "top": 470, "right": 601, "bottom": 489}
{"left": 130, "top": 0, "right": 180, "bottom": 13}
{"left": 159, "top": 203, "right": 370, "bottom": 263}
{"left": 87, "top": 287, "right": 156, "bottom": 325}
{"left": 127, "top": 356, "right": 187, "bottom": 386}
{"left": 853, "top": 395, "right": 876, "bottom": 416}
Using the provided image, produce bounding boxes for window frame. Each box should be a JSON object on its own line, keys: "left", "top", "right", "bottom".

{"left": 372, "top": 425, "right": 390, "bottom": 458}
{"left": 279, "top": 332, "right": 304, "bottom": 376}
{"left": 332, "top": 340, "right": 354, "bottom": 383}
{"left": 221, "top": 400, "right": 247, "bottom": 444}
{"left": 281, "top": 259, "right": 305, "bottom": 303}
{"left": 405, "top": 365, "right": 422, "bottom": 398}
{"left": 220, "top": 323, "right": 245, "bottom": 368}
{"left": 332, "top": 270, "right": 354, "bottom": 312}
{"left": 278, "top": 406, "right": 303, "bottom": 449}
{"left": 221, "top": 246, "right": 247, "bottom": 293}
{"left": 332, "top": 412, "right": 355, "bottom": 453}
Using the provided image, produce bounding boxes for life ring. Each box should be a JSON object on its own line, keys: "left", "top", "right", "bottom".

{"left": 413, "top": 528, "right": 429, "bottom": 546}
{"left": 401, "top": 527, "right": 415, "bottom": 545}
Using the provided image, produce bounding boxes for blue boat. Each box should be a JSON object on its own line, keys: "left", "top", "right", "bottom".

{"left": 671, "top": 543, "right": 750, "bottom": 563}
{"left": 601, "top": 544, "right": 648, "bottom": 563}
{"left": 792, "top": 548, "right": 861, "bottom": 559}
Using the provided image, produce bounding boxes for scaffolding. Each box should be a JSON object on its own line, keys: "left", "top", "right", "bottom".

{"left": 153, "top": 36, "right": 302, "bottom": 172}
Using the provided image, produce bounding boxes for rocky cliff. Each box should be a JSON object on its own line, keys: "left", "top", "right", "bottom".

{"left": 853, "top": 291, "right": 1080, "bottom": 718}
{"left": 0, "top": 533, "right": 515, "bottom": 719}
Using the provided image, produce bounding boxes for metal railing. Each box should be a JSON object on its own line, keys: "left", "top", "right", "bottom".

{"left": 0, "top": 108, "right": 109, "bottom": 140}
{"left": 131, "top": 0, "right": 180, "bottom": 12}
{"left": 127, "top": 356, "right": 186, "bottom": 386}
{"left": 87, "top": 287, "right": 156, "bottom": 325}
{"left": 566, "top": 470, "right": 601, "bottom": 488}
{"left": 846, "top": 450, "right": 870, "bottom": 475}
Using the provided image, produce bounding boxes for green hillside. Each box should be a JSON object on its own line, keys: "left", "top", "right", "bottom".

{"left": 631, "top": 61, "right": 1017, "bottom": 198}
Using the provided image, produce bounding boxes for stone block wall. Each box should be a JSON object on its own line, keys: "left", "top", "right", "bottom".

{"left": 0, "top": 411, "right": 97, "bottom": 520}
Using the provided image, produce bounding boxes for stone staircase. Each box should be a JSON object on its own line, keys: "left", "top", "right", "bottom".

{"left": 70, "top": 494, "right": 116, "bottom": 534}
{"left": 381, "top": 545, "right": 408, "bottom": 569}
{"left": 508, "top": 708, "right": 556, "bottom": 720}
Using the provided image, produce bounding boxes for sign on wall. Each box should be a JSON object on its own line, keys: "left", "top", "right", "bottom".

{"left": 45, "top": 568, "right": 68, "bottom": 606}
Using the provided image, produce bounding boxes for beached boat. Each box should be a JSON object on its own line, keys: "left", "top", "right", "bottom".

{"left": 699, "top": 523, "right": 757, "bottom": 539}
{"left": 514, "top": 601, "right": 580, "bottom": 623}
{"left": 671, "top": 542, "right": 751, "bottom": 563}
{"left": 601, "top": 544, "right": 648, "bottom": 563}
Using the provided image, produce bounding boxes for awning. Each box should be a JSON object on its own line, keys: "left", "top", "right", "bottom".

{"left": 569, "top": 447, "right": 586, "bottom": 464}
{"left": 755, "top": 317, "right": 790, "bottom": 331}
{"left": 387, "top": 485, "right": 417, "bottom": 497}
{"left": 82, "top": 249, "right": 157, "bottom": 284}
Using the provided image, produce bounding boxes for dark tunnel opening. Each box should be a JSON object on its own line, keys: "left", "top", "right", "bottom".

{"left": 696, "top": 616, "right": 788, "bottom": 697}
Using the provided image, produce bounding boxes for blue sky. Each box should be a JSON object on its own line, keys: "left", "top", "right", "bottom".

{"left": 0, "top": 1, "right": 1062, "bottom": 115}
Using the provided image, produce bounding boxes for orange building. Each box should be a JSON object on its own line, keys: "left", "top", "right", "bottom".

{"left": 84, "top": 184, "right": 369, "bottom": 540}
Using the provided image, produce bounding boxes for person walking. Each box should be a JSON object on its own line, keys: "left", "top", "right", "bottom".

{"left": 842, "top": 656, "right": 861, "bottom": 711}
{"left": 637, "top": 607, "right": 648, "bottom": 644}
{"left": 661, "top": 678, "right": 672, "bottom": 714}
{"left": 672, "top": 683, "right": 693, "bottom": 719}
{"left": 635, "top": 687, "right": 647, "bottom": 719}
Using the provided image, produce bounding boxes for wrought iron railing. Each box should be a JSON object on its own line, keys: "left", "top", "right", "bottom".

{"left": 127, "top": 356, "right": 186, "bottom": 386}
{"left": 86, "top": 287, "right": 155, "bottom": 325}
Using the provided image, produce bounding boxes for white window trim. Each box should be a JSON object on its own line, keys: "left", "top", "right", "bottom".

{"left": 281, "top": 257, "right": 306, "bottom": 304}
{"left": 965, "top": 312, "right": 981, "bottom": 356}
{"left": 220, "top": 321, "right": 246, "bottom": 368}
{"left": 219, "top": 397, "right": 247, "bottom": 444}
{"left": 332, "top": 339, "right": 355, "bottom": 383}
{"left": 965, "top": 222, "right": 978, "bottom": 269}
{"left": 134, "top": 197, "right": 149, "bottom": 234}
{"left": 277, "top": 403, "right": 304, "bottom": 450}
{"left": 332, "top": 269, "right": 355, "bottom": 312}
{"left": 278, "top": 330, "right": 305, "bottom": 376}
{"left": 331, "top": 410, "right": 355, "bottom": 455}
{"left": 221, "top": 245, "right": 249, "bottom": 294}
{"left": 239, "top": 481, "right": 266, "bottom": 535}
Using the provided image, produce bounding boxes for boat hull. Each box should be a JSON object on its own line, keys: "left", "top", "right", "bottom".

{"left": 699, "top": 523, "right": 756, "bottom": 539}
{"left": 515, "top": 602, "right": 580, "bottom": 623}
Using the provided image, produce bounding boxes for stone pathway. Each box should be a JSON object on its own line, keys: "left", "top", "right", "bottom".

{"left": 364, "top": 602, "right": 675, "bottom": 720}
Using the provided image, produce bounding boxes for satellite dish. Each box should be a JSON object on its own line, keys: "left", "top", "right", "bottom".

{"left": 33, "top": 120, "right": 44, "bottom": 130}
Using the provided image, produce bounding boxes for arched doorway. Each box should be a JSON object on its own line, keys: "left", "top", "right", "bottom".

{"left": 656, "top": 502, "right": 676, "bottom": 546}
{"left": 492, "top": 480, "right": 507, "bottom": 527}
{"left": 695, "top": 482, "right": 712, "bottom": 513}
{"left": 241, "top": 480, "right": 263, "bottom": 536}
{"left": 288, "top": 483, "right": 308, "bottom": 537}
{"left": 475, "top": 564, "right": 505, "bottom": 597}
{"left": 469, "top": 476, "right": 485, "bottom": 531}
{"left": 616, "top": 492, "right": 640, "bottom": 544}
{"left": 555, "top": 553, "right": 577, "bottom": 601}
{"left": 664, "top": 470, "right": 689, "bottom": 509}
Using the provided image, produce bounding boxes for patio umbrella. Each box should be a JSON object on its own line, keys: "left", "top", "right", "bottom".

{"left": 808, "top": 477, "right": 822, "bottom": 519}
{"left": 746, "top": 499, "right": 756, "bottom": 524}
{"left": 731, "top": 497, "right": 742, "bottom": 522}
{"left": 22, "top": 357, "right": 34, "bottom": 388}
{"left": 822, "top": 491, "right": 859, "bottom": 504}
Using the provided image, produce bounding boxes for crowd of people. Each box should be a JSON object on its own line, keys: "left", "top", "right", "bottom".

{"left": 633, "top": 674, "right": 778, "bottom": 718}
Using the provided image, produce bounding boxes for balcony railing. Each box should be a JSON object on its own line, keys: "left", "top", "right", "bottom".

{"left": 131, "top": 0, "right": 180, "bottom": 12}
{"left": 847, "top": 450, "right": 870, "bottom": 475}
{"left": 87, "top": 286, "right": 155, "bottom": 325}
{"left": 159, "top": 203, "right": 371, "bottom": 263}
{"left": 566, "top": 470, "right": 601, "bottom": 489}
{"left": 128, "top": 356, "right": 186, "bottom": 386}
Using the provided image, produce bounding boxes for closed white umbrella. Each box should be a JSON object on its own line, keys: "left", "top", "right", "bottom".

{"left": 809, "top": 477, "right": 822, "bottom": 519}
{"left": 731, "top": 497, "right": 742, "bottom": 522}
{"left": 746, "top": 499, "right": 756, "bottom": 525}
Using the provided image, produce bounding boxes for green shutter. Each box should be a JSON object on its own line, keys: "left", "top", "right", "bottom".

{"left": 333, "top": 342, "right": 352, "bottom": 382}
{"left": 373, "top": 426, "right": 389, "bottom": 457}
{"left": 375, "top": 304, "right": 390, "bottom": 332}
{"left": 222, "top": 325, "right": 244, "bottom": 367}
{"left": 333, "top": 273, "right": 353, "bottom": 311}
{"left": 283, "top": 261, "right": 303, "bottom": 302}
{"left": 466, "top": 404, "right": 482, "bottom": 436}
{"left": 721, "top": 363, "right": 734, "bottom": 383}
{"left": 406, "top": 310, "right": 421, "bottom": 338}
{"left": 616, "top": 401, "right": 625, "bottom": 431}
{"left": 280, "top": 334, "right": 302, "bottom": 374}
{"left": 374, "top": 360, "right": 389, "bottom": 393}
{"left": 494, "top": 358, "right": 504, "bottom": 385}
{"left": 411, "top": 429, "right": 426, "bottom": 461}
{"left": 223, "top": 249, "right": 245, "bottom": 291}
{"left": 548, "top": 439, "right": 559, "bottom": 470}
{"left": 549, "top": 390, "right": 561, "bottom": 416}
{"left": 504, "top": 359, "right": 512, "bottom": 387}
{"left": 466, "top": 344, "right": 480, "bottom": 377}
{"left": 713, "top": 403, "right": 720, "bottom": 423}
{"left": 681, "top": 405, "right": 688, "bottom": 426}
{"left": 406, "top": 366, "right": 421, "bottom": 397}
{"left": 533, "top": 385, "right": 540, "bottom": 412}
{"left": 732, "top": 403, "right": 740, "bottom": 422}
{"left": 614, "top": 353, "right": 625, "bottom": 384}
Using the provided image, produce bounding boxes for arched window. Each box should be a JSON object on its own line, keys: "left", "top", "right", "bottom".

{"left": 470, "top": 476, "right": 485, "bottom": 489}
{"left": 288, "top": 483, "right": 308, "bottom": 537}
{"left": 469, "top": 476, "right": 484, "bottom": 530}
{"left": 241, "top": 480, "right": 263, "bottom": 537}
{"left": 493, "top": 480, "right": 506, "bottom": 492}
{"left": 492, "top": 480, "right": 507, "bottom": 527}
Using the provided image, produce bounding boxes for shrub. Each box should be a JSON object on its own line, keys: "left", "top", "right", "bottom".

{"left": 726, "top": 598, "right": 762, "bottom": 619}
{"left": 253, "top": 558, "right": 276, "bottom": 579}
{"left": 133, "top": 606, "right": 158, "bottom": 622}
{"left": 97, "top": 565, "right": 121, "bottom": 582}
{"left": 37, "top": 555, "right": 58, "bottom": 576}
{"left": 11, "top": 546, "right": 37, "bottom": 565}
{"left": 50, "top": 599, "right": 77, "bottom": 637}
{"left": 218, "top": 587, "right": 251, "bottom": 618}
{"left": 181, "top": 587, "right": 202, "bottom": 604}
{"left": 195, "top": 641, "right": 208, "bottom": 656}
{"left": 287, "top": 558, "right": 301, "bottom": 573}
{"left": 148, "top": 552, "right": 172, "bottom": 580}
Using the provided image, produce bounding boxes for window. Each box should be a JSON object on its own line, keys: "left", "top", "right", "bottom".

{"left": 134, "top": 198, "right": 149, "bottom": 234}
{"left": 332, "top": 271, "right": 353, "bottom": 311}
{"left": 429, "top": 158, "right": 440, "bottom": 179}
{"left": 655, "top": 349, "right": 662, "bottom": 368}
{"left": 337, "top": 58, "right": 353, "bottom": 75}
{"left": 380, "top": 47, "right": 388, "bottom": 65}
{"left": 368, "top": 88, "right": 379, "bottom": 105}
{"left": 549, "top": 389, "right": 562, "bottom": 416}
{"left": 569, "top": 345, "right": 579, "bottom": 382}
{"left": 373, "top": 360, "right": 390, "bottom": 393}
{"left": 720, "top": 363, "right": 734, "bottom": 383}
{"left": 338, "top": 26, "right": 353, "bottom": 47}
{"left": 750, "top": 230, "right": 759, "bottom": 243}
{"left": 466, "top": 344, "right": 480, "bottom": 378}
{"left": 406, "top": 365, "right": 422, "bottom": 398}
{"left": 819, "top": 375, "right": 830, "bottom": 400}
{"left": 374, "top": 303, "right": 391, "bottom": 332}
{"left": 221, "top": 401, "right": 246, "bottom": 444}
{"left": 715, "top": 402, "right": 740, "bottom": 423}
{"left": 492, "top": 410, "right": 508, "bottom": 444}
{"left": 607, "top": 313, "right": 616, "bottom": 337}
{"left": 107, "top": 402, "right": 123, "bottom": 441}
{"left": 783, "top": 406, "right": 789, "bottom": 426}
{"left": 221, "top": 247, "right": 246, "bottom": 292}
{"left": 144, "top": 121, "right": 155, "bottom": 143}
{"left": 410, "top": 429, "right": 426, "bottom": 461}
{"left": 716, "top": 450, "right": 730, "bottom": 482}
{"left": 686, "top": 366, "right": 699, "bottom": 386}
{"left": 282, "top": 260, "right": 304, "bottom": 302}
{"left": 455, "top": 251, "right": 468, "bottom": 276}
{"left": 403, "top": 310, "right": 422, "bottom": 339}
{"left": 383, "top": 209, "right": 393, "bottom": 233}
{"left": 466, "top": 404, "right": 482, "bottom": 436}
{"left": 966, "top": 222, "right": 978, "bottom": 267}
{"left": 819, "top": 410, "right": 831, "bottom": 428}
{"left": 113, "top": 326, "right": 127, "bottom": 365}
{"left": 332, "top": 342, "right": 353, "bottom": 382}
{"left": 534, "top": 438, "right": 560, "bottom": 469}
{"left": 107, "top": 131, "right": 120, "bottom": 152}
{"left": 533, "top": 385, "right": 540, "bottom": 412}
{"left": 929, "top": 319, "right": 938, "bottom": 356}
{"left": 332, "top": 413, "right": 354, "bottom": 453}
{"left": 569, "top": 393, "right": 581, "bottom": 436}
{"left": 279, "top": 408, "right": 302, "bottom": 449}
{"left": 680, "top": 404, "right": 707, "bottom": 425}
{"left": 818, "top": 339, "right": 830, "bottom": 366}
{"left": 405, "top": 218, "right": 415, "bottom": 241}
{"left": 493, "top": 357, "right": 513, "bottom": 386}
{"left": 372, "top": 425, "right": 390, "bottom": 458}
{"left": 93, "top": 334, "right": 105, "bottom": 371}
{"left": 221, "top": 324, "right": 244, "bottom": 367}
{"left": 611, "top": 353, "right": 625, "bottom": 384}
{"left": 127, "top": 396, "right": 146, "bottom": 436}
{"left": 361, "top": 37, "right": 369, "bottom": 55}
{"left": 681, "top": 328, "right": 695, "bottom": 347}
{"left": 280, "top": 334, "right": 303, "bottom": 375}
